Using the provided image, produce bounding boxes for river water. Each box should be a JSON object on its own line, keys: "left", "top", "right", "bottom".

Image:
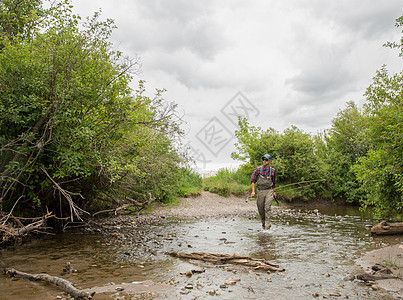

{"left": 1, "top": 205, "right": 401, "bottom": 299}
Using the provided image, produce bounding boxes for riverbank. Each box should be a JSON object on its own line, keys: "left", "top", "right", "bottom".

{"left": 356, "top": 244, "right": 403, "bottom": 299}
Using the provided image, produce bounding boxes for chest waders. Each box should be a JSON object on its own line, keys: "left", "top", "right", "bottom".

{"left": 256, "top": 173, "right": 274, "bottom": 230}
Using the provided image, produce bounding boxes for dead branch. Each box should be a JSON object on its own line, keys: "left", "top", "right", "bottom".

{"left": 92, "top": 203, "right": 132, "bottom": 217}
{"left": 0, "top": 212, "right": 53, "bottom": 245}
{"left": 1, "top": 195, "right": 23, "bottom": 225}
{"left": 40, "top": 167, "right": 89, "bottom": 221}
{"left": 356, "top": 273, "right": 401, "bottom": 281}
{"left": 126, "top": 192, "right": 155, "bottom": 208}
{"left": 91, "top": 193, "right": 155, "bottom": 217}
{"left": 4, "top": 268, "right": 95, "bottom": 299}
{"left": 169, "top": 252, "right": 285, "bottom": 272}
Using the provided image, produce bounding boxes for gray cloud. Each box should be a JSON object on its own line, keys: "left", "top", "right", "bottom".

{"left": 111, "top": 0, "right": 226, "bottom": 61}
{"left": 73, "top": 0, "right": 403, "bottom": 170}
{"left": 285, "top": 54, "right": 356, "bottom": 102}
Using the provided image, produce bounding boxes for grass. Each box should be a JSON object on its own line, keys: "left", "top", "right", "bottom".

{"left": 382, "top": 255, "right": 401, "bottom": 269}
{"left": 203, "top": 168, "right": 250, "bottom": 197}
{"left": 202, "top": 166, "right": 319, "bottom": 201}
{"left": 177, "top": 168, "right": 203, "bottom": 197}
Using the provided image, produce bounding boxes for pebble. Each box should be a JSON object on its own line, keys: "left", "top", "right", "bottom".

{"left": 208, "top": 289, "right": 216, "bottom": 295}
{"left": 225, "top": 278, "right": 240, "bottom": 285}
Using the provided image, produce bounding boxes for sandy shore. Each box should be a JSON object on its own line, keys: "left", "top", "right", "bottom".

{"left": 356, "top": 244, "right": 403, "bottom": 299}
{"left": 152, "top": 191, "right": 257, "bottom": 219}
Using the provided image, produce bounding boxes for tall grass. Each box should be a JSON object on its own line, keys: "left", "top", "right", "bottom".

{"left": 176, "top": 168, "right": 203, "bottom": 197}
{"left": 203, "top": 168, "right": 250, "bottom": 197}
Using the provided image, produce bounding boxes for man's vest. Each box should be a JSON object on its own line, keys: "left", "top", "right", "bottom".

{"left": 256, "top": 167, "right": 273, "bottom": 190}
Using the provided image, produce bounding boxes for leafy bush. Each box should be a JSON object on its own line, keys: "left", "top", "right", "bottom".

{"left": 203, "top": 168, "right": 250, "bottom": 197}
{"left": 0, "top": 2, "right": 186, "bottom": 219}
{"left": 176, "top": 168, "right": 203, "bottom": 197}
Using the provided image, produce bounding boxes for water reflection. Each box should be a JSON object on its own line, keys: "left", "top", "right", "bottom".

{"left": 252, "top": 230, "right": 277, "bottom": 260}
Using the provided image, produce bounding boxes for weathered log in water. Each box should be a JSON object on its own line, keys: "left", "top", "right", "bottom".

{"left": 4, "top": 268, "right": 95, "bottom": 299}
{"left": 356, "top": 273, "right": 400, "bottom": 281}
{"left": 169, "top": 252, "right": 285, "bottom": 272}
{"left": 0, "top": 212, "right": 53, "bottom": 246}
{"left": 371, "top": 221, "right": 403, "bottom": 235}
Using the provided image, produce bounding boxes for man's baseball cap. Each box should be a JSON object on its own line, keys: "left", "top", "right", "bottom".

{"left": 262, "top": 154, "right": 272, "bottom": 160}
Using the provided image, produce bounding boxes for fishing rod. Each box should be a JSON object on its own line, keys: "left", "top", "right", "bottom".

{"left": 245, "top": 193, "right": 280, "bottom": 205}
{"left": 245, "top": 179, "right": 325, "bottom": 204}
{"left": 276, "top": 179, "right": 326, "bottom": 189}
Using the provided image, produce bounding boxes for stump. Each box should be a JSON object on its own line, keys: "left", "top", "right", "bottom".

{"left": 371, "top": 221, "right": 403, "bottom": 235}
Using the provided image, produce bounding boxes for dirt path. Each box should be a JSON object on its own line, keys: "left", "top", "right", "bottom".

{"left": 152, "top": 191, "right": 257, "bottom": 219}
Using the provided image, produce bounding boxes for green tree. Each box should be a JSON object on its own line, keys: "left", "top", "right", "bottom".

{"left": 0, "top": 0, "right": 44, "bottom": 49}
{"left": 353, "top": 16, "right": 403, "bottom": 218}
{"left": 0, "top": 1, "right": 185, "bottom": 220}
{"left": 232, "top": 119, "right": 327, "bottom": 199}
{"left": 325, "top": 101, "right": 368, "bottom": 203}
{"left": 353, "top": 66, "right": 403, "bottom": 217}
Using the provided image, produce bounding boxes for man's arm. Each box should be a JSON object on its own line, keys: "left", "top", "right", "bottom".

{"left": 251, "top": 182, "right": 256, "bottom": 197}
{"left": 250, "top": 168, "right": 257, "bottom": 197}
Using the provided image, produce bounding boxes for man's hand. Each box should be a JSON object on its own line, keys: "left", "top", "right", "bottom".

{"left": 250, "top": 191, "right": 255, "bottom": 198}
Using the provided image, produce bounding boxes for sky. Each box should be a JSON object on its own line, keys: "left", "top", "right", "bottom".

{"left": 72, "top": 0, "right": 403, "bottom": 173}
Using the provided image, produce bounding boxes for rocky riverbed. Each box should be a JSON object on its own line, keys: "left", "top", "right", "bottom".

{"left": 84, "top": 191, "right": 403, "bottom": 299}
{"left": 2, "top": 191, "right": 402, "bottom": 299}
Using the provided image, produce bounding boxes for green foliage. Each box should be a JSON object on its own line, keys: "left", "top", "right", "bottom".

{"left": 203, "top": 168, "right": 250, "bottom": 197}
{"left": 0, "top": 0, "right": 44, "bottom": 49}
{"left": 351, "top": 16, "right": 403, "bottom": 218}
{"left": 232, "top": 119, "right": 328, "bottom": 200}
{"left": 324, "top": 102, "right": 368, "bottom": 203}
{"left": 353, "top": 66, "right": 403, "bottom": 218}
{"left": 0, "top": 1, "right": 187, "bottom": 219}
{"left": 176, "top": 168, "right": 202, "bottom": 197}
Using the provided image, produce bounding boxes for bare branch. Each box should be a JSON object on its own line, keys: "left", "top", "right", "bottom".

{"left": 40, "top": 167, "right": 89, "bottom": 221}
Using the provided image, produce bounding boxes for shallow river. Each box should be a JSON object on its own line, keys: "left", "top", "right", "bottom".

{"left": 1, "top": 205, "right": 401, "bottom": 299}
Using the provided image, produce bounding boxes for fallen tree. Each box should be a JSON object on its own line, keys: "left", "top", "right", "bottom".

{"left": 169, "top": 252, "right": 285, "bottom": 272}
{"left": 371, "top": 221, "right": 403, "bottom": 235}
{"left": 0, "top": 212, "right": 54, "bottom": 246}
{"left": 4, "top": 267, "right": 94, "bottom": 299}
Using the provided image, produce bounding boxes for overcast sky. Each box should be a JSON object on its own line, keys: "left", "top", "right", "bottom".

{"left": 73, "top": 0, "right": 403, "bottom": 173}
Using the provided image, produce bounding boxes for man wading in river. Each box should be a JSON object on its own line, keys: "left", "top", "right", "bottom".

{"left": 250, "top": 154, "right": 277, "bottom": 230}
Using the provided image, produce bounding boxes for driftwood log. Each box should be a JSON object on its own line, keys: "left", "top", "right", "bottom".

{"left": 0, "top": 212, "right": 53, "bottom": 246}
{"left": 92, "top": 193, "right": 155, "bottom": 217}
{"left": 356, "top": 273, "right": 400, "bottom": 281}
{"left": 371, "top": 221, "right": 403, "bottom": 235}
{"left": 169, "top": 252, "right": 285, "bottom": 272}
{"left": 4, "top": 268, "right": 94, "bottom": 299}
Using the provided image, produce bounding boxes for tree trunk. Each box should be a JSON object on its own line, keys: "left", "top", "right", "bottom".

{"left": 371, "top": 221, "right": 403, "bottom": 235}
